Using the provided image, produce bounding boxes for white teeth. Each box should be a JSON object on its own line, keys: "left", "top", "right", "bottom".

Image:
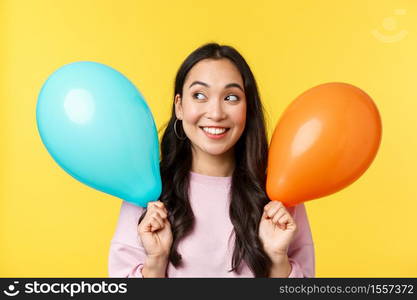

{"left": 202, "top": 127, "right": 227, "bottom": 135}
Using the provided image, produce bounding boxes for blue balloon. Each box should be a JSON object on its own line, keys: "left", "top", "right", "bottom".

{"left": 36, "top": 61, "right": 161, "bottom": 207}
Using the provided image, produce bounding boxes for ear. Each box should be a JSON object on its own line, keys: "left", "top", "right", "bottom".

{"left": 174, "top": 94, "right": 183, "bottom": 120}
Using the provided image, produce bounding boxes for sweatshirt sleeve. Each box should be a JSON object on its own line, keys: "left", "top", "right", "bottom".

{"left": 286, "top": 203, "right": 315, "bottom": 278}
{"left": 108, "top": 200, "right": 147, "bottom": 278}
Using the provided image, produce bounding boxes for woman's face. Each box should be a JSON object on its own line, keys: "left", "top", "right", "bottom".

{"left": 175, "top": 58, "right": 247, "bottom": 157}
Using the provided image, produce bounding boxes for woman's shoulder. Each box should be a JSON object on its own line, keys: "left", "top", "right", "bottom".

{"left": 110, "top": 200, "right": 145, "bottom": 247}
{"left": 118, "top": 200, "right": 146, "bottom": 222}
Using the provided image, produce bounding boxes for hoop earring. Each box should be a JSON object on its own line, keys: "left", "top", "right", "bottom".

{"left": 174, "top": 118, "right": 187, "bottom": 140}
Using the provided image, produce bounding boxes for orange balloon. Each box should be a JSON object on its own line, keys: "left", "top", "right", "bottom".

{"left": 266, "top": 82, "right": 382, "bottom": 207}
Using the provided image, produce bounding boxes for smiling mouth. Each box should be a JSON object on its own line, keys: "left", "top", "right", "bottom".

{"left": 199, "top": 126, "right": 230, "bottom": 135}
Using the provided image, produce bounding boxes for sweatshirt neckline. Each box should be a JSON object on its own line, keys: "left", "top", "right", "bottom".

{"left": 190, "top": 171, "right": 232, "bottom": 185}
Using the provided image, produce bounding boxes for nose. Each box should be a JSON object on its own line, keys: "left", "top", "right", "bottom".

{"left": 206, "top": 98, "right": 226, "bottom": 121}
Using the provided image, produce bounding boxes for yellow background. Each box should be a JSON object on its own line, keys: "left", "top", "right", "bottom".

{"left": 1, "top": 0, "right": 416, "bottom": 277}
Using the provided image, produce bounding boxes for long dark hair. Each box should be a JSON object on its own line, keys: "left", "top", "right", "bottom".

{"left": 139, "top": 43, "right": 272, "bottom": 277}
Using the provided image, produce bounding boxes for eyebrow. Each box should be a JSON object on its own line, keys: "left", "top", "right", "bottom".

{"left": 188, "top": 80, "right": 244, "bottom": 92}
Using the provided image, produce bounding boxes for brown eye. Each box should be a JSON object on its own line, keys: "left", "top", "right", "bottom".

{"left": 225, "top": 94, "right": 239, "bottom": 102}
{"left": 193, "top": 92, "right": 206, "bottom": 100}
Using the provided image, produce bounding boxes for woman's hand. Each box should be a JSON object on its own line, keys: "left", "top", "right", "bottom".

{"left": 258, "top": 200, "right": 297, "bottom": 259}
{"left": 138, "top": 200, "right": 173, "bottom": 259}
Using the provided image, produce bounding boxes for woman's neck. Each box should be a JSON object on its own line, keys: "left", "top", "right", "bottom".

{"left": 190, "top": 146, "right": 235, "bottom": 177}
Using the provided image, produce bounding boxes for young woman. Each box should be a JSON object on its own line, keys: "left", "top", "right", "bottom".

{"left": 108, "top": 43, "right": 315, "bottom": 278}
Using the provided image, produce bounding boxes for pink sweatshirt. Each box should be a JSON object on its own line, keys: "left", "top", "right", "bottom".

{"left": 108, "top": 171, "right": 315, "bottom": 277}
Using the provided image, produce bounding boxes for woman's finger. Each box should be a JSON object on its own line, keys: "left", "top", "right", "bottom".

{"left": 153, "top": 201, "right": 164, "bottom": 208}
{"left": 149, "top": 216, "right": 164, "bottom": 232}
{"left": 150, "top": 209, "right": 167, "bottom": 220}
{"left": 266, "top": 206, "right": 283, "bottom": 219}
{"left": 142, "top": 218, "right": 159, "bottom": 232}
{"left": 163, "top": 217, "right": 171, "bottom": 228}
{"left": 264, "top": 200, "right": 282, "bottom": 211}
{"left": 272, "top": 210, "right": 287, "bottom": 224}
{"left": 278, "top": 213, "right": 290, "bottom": 224}
{"left": 147, "top": 201, "right": 168, "bottom": 214}
{"left": 139, "top": 210, "right": 162, "bottom": 230}
{"left": 154, "top": 201, "right": 168, "bottom": 211}
{"left": 159, "top": 205, "right": 168, "bottom": 215}
{"left": 147, "top": 201, "right": 159, "bottom": 210}
{"left": 265, "top": 201, "right": 284, "bottom": 218}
